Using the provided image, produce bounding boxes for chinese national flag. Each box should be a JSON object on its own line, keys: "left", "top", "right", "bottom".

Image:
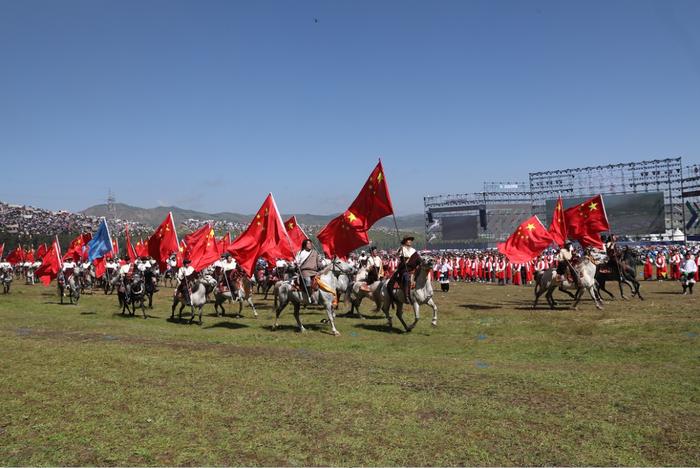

{"left": 175, "top": 240, "right": 186, "bottom": 267}
{"left": 36, "top": 243, "right": 48, "bottom": 260}
{"left": 284, "top": 216, "right": 308, "bottom": 253}
{"left": 147, "top": 212, "right": 180, "bottom": 269}
{"left": 188, "top": 225, "right": 221, "bottom": 271}
{"left": 227, "top": 193, "right": 293, "bottom": 275}
{"left": 36, "top": 237, "right": 63, "bottom": 286}
{"left": 25, "top": 248, "right": 35, "bottom": 262}
{"left": 217, "top": 232, "right": 231, "bottom": 255}
{"left": 346, "top": 160, "right": 394, "bottom": 230}
{"left": 183, "top": 224, "right": 210, "bottom": 248}
{"left": 62, "top": 233, "right": 92, "bottom": 262}
{"left": 548, "top": 196, "right": 568, "bottom": 248}
{"left": 125, "top": 224, "right": 138, "bottom": 260}
{"left": 316, "top": 211, "right": 370, "bottom": 259}
{"left": 112, "top": 238, "right": 119, "bottom": 256}
{"left": 497, "top": 216, "right": 554, "bottom": 263}
{"left": 564, "top": 195, "right": 610, "bottom": 249}
{"left": 7, "top": 246, "right": 25, "bottom": 264}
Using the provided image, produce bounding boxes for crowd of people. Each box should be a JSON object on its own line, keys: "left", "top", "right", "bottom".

{"left": 0, "top": 202, "right": 153, "bottom": 239}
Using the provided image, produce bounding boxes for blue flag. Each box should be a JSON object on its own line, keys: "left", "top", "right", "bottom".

{"left": 87, "top": 217, "right": 114, "bottom": 262}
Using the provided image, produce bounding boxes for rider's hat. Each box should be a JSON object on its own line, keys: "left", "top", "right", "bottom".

{"left": 401, "top": 236, "right": 415, "bottom": 245}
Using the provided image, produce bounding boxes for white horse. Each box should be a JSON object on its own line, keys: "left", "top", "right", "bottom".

{"left": 379, "top": 256, "right": 438, "bottom": 332}
{"left": 346, "top": 265, "right": 383, "bottom": 318}
{"left": 533, "top": 255, "right": 603, "bottom": 310}
{"left": 213, "top": 273, "right": 258, "bottom": 318}
{"left": 170, "top": 275, "right": 216, "bottom": 324}
{"left": 272, "top": 263, "right": 341, "bottom": 336}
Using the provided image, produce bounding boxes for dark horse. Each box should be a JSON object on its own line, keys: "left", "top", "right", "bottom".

{"left": 595, "top": 247, "right": 643, "bottom": 300}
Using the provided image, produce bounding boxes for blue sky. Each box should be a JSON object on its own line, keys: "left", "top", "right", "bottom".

{"left": 1, "top": 0, "right": 699, "bottom": 215}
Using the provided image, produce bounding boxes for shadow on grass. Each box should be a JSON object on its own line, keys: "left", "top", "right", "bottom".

{"left": 166, "top": 317, "right": 202, "bottom": 325}
{"left": 204, "top": 321, "right": 249, "bottom": 330}
{"left": 459, "top": 304, "right": 502, "bottom": 310}
{"left": 353, "top": 323, "right": 402, "bottom": 334}
{"left": 262, "top": 323, "right": 323, "bottom": 332}
{"left": 43, "top": 301, "right": 78, "bottom": 306}
{"left": 653, "top": 291, "right": 684, "bottom": 295}
{"left": 80, "top": 311, "right": 97, "bottom": 315}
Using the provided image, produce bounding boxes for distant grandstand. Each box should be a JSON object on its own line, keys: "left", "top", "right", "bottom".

{"left": 424, "top": 157, "right": 700, "bottom": 247}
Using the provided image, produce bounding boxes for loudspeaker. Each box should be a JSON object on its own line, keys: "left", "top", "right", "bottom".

{"left": 479, "top": 208, "right": 487, "bottom": 229}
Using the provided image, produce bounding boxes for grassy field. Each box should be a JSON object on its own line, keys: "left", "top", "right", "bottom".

{"left": 0, "top": 278, "right": 698, "bottom": 466}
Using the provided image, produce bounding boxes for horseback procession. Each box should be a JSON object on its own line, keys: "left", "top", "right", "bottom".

{"left": 1, "top": 162, "right": 698, "bottom": 337}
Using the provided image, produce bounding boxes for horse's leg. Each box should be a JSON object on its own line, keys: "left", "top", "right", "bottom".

{"left": 618, "top": 279, "right": 628, "bottom": 300}
{"left": 323, "top": 295, "right": 340, "bottom": 336}
{"left": 381, "top": 301, "right": 393, "bottom": 331}
{"left": 589, "top": 286, "right": 603, "bottom": 309}
{"left": 198, "top": 305, "right": 203, "bottom": 325}
{"left": 558, "top": 287, "right": 577, "bottom": 300}
{"left": 293, "top": 302, "right": 305, "bottom": 333}
{"left": 428, "top": 298, "right": 438, "bottom": 326}
{"left": 406, "top": 300, "right": 420, "bottom": 331}
{"left": 571, "top": 288, "right": 583, "bottom": 310}
{"left": 598, "top": 280, "right": 615, "bottom": 300}
{"left": 170, "top": 297, "right": 177, "bottom": 319}
{"left": 248, "top": 297, "right": 258, "bottom": 318}
{"left": 634, "top": 280, "right": 644, "bottom": 300}
{"left": 273, "top": 294, "right": 288, "bottom": 330}
{"left": 395, "top": 303, "right": 410, "bottom": 332}
{"left": 545, "top": 288, "right": 555, "bottom": 309}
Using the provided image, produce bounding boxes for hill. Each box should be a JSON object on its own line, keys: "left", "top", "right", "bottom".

{"left": 81, "top": 203, "right": 425, "bottom": 231}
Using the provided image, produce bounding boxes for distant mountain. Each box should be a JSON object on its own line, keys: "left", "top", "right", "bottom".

{"left": 81, "top": 203, "right": 426, "bottom": 231}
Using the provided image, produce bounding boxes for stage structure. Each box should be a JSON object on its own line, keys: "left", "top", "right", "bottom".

{"left": 530, "top": 158, "right": 684, "bottom": 236}
{"left": 425, "top": 158, "right": 696, "bottom": 248}
{"left": 424, "top": 182, "right": 531, "bottom": 249}
{"left": 683, "top": 163, "right": 700, "bottom": 240}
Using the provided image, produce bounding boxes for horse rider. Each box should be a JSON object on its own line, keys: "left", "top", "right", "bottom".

{"left": 105, "top": 256, "right": 118, "bottom": 280}
{"left": 388, "top": 236, "right": 421, "bottom": 303}
{"left": 176, "top": 258, "right": 196, "bottom": 303}
{"left": 366, "top": 246, "right": 383, "bottom": 285}
{"left": 0, "top": 258, "right": 12, "bottom": 278}
{"left": 118, "top": 256, "right": 133, "bottom": 278}
{"left": 555, "top": 241, "right": 577, "bottom": 284}
{"left": 294, "top": 238, "right": 323, "bottom": 303}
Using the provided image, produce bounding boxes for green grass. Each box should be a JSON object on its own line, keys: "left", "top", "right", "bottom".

{"left": 0, "top": 279, "right": 698, "bottom": 466}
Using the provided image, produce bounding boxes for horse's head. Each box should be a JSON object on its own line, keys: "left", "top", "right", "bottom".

{"left": 420, "top": 256, "right": 435, "bottom": 271}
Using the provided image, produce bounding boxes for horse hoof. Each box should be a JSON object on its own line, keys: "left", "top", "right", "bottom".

{"left": 333, "top": 331, "right": 341, "bottom": 336}
{"left": 431, "top": 320, "right": 437, "bottom": 327}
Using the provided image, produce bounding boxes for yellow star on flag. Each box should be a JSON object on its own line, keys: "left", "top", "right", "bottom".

{"left": 525, "top": 223, "right": 536, "bottom": 232}
{"left": 347, "top": 211, "right": 357, "bottom": 223}
{"left": 288, "top": 222, "right": 294, "bottom": 229}
{"left": 377, "top": 172, "right": 383, "bottom": 183}
{"left": 589, "top": 202, "right": 598, "bottom": 210}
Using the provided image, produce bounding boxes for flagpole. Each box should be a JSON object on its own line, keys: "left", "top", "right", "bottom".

{"left": 271, "top": 193, "right": 313, "bottom": 302}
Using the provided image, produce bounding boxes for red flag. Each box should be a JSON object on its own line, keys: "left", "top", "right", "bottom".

{"left": 316, "top": 211, "right": 370, "bottom": 258}
{"left": 182, "top": 224, "right": 211, "bottom": 258}
{"left": 175, "top": 240, "right": 187, "bottom": 267}
{"left": 548, "top": 196, "right": 568, "bottom": 248}
{"left": 284, "top": 216, "right": 308, "bottom": 253}
{"left": 147, "top": 212, "right": 180, "bottom": 269}
{"left": 35, "top": 237, "right": 63, "bottom": 286}
{"left": 112, "top": 238, "right": 119, "bottom": 256}
{"left": 0, "top": 243, "right": 4, "bottom": 259}
{"left": 36, "top": 243, "right": 48, "bottom": 260}
{"left": 62, "top": 233, "right": 92, "bottom": 262}
{"left": 227, "top": 193, "right": 293, "bottom": 275}
{"left": 222, "top": 232, "right": 231, "bottom": 252}
{"left": 188, "top": 225, "right": 221, "bottom": 271}
{"left": 125, "top": 224, "right": 138, "bottom": 261}
{"left": 25, "top": 248, "right": 35, "bottom": 262}
{"left": 346, "top": 160, "right": 394, "bottom": 230}
{"left": 6, "top": 246, "right": 25, "bottom": 265}
{"left": 564, "top": 195, "right": 610, "bottom": 249}
{"left": 497, "top": 216, "right": 554, "bottom": 263}
{"left": 94, "top": 257, "right": 106, "bottom": 278}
